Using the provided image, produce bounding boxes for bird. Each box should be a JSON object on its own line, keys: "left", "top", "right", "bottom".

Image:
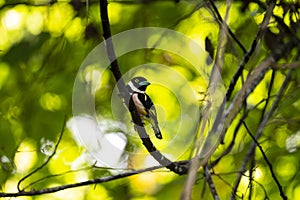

{"left": 127, "top": 76, "right": 162, "bottom": 139}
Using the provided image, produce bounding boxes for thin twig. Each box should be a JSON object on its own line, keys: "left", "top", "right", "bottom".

{"left": 223, "top": 55, "right": 274, "bottom": 141}
{"left": 206, "top": 0, "right": 247, "bottom": 54}
{"left": 248, "top": 150, "right": 255, "bottom": 200}
{"left": 242, "top": 122, "right": 287, "bottom": 200}
{"left": 260, "top": 69, "right": 276, "bottom": 121}
{"left": 225, "top": 0, "right": 275, "bottom": 102}
{"left": 209, "top": 99, "right": 266, "bottom": 168}
{"left": 21, "top": 165, "right": 97, "bottom": 191}
{"left": 204, "top": 165, "right": 220, "bottom": 200}
{"left": 216, "top": 170, "right": 269, "bottom": 199}
{"left": 249, "top": 69, "right": 275, "bottom": 199}
{"left": 231, "top": 69, "right": 292, "bottom": 200}
{"left": 0, "top": 165, "right": 164, "bottom": 197}
{"left": 271, "top": 61, "right": 300, "bottom": 70}
{"left": 17, "top": 116, "right": 67, "bottom": 191}
{"left": 181, "top": 1, "right": 233, "bottom": 199}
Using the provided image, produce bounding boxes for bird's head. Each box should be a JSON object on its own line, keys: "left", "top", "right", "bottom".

{"left": 128, "top": 76, "right": 150, "bottom": 92}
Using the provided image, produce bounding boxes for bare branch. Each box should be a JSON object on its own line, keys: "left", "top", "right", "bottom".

{"left": 206, "top": 0, "right": 247, "bottom": 54}
{"left": 242, "top": 122, "right": 287, "bottom": 200}
{"left": 271, "top": 61, "right": 300, "bottom": 70}
{"left": 198, "top": 1, "right": 276, "bottom": 164}
{"left": 0, "top": 165, "right": 164, "bottom": 197}
{"left": 231, "top": 69, "right": 292, "bottom": 200}
{"left": 209, "top": 99, "right": 266, "bottom": 168}
{"left": 225, "top": 0, "right": 275, "bottom": 102}
{"left": 181, "top": 0, "right": 233, "bottom": 199}
{"left": 223, "top": 56, "right": 274, "bottom": 141}
{"left": 204, "top": 166, "right": 220, "bottom": 200}
{"left": 99, "top": 0, "right": 188, "bottom": 175}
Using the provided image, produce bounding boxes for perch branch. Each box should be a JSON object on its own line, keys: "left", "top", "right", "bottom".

{"left": 99, "top": 0, "right": 188, "bottom": 175}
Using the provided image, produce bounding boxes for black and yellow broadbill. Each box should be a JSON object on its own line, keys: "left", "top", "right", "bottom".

{"left": 127, "top": 77, "right": 162, "bottom": 139}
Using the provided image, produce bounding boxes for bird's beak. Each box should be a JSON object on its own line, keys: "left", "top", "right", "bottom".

{"left": 139, "top": 81, "right": 150, "bottom": 86}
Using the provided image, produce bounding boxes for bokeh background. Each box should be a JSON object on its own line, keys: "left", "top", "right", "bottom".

{"left": 0, "top": 0, "right": 300, "bottom": 199}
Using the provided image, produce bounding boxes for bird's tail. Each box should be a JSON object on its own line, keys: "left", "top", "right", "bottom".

{"left": 142, "top": 117, "right": 162, "bottom": 139}
{"left": 148, "top": 111, "right": 163, "bottom": 139}
{"left": 153, "top": 126, "right": 162, "bottom": 139}
{"left": 150, "top": 120, "right": 162, "bottom": 139}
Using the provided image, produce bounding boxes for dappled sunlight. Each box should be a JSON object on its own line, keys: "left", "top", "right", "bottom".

{"left": 67, "top": 116, "right": 128, "bottom": 169}
{"left": 275, "top": 156, "right": 298, "bottom": 181}
{"left": 2, "top": 9, "right": 22, "bottom": 30}
{"left": 25, "top": 9, "right": 44, "bottom": 35}
{"left": 46, "top": 3, "right": 75, "bottom": 36}
{"left": 65, "top": 17, "right": 84, "bottom": 41}
{"left": 108, "top": 3, "right": 122, "bottom": 25}
{"left": 14, "top": 139, "right": 37, "bottom": 174}
{"left": 247, "top": 70, "right": 272, "bottom": 108}
{"left": 0, "top": 5, "right": 27, "bottom": 49}
{"left": 129, "top": 169, "right": 176, "bottom": 196}
{"left": 40, "top": 183, "right": 86, "bottom": 200}
{"left": 85, "top": 184, "right": 112, "bottom": 200}
{"left": 286, "top": 130, "right": 300, "bottom": 152}
{"left": 293, "top": 185, "right": 300, "bottom": 200}
{"left": 4, "top": 177, "right": 25, "bottom": 194}
{"left": 147, "top": 84, "right": 180, "bottom": 121}
{"left": 39, "top": 92, "right": 64, "bottom": 111}
{"left": 0, "top": 0, "right": 299, "bottom": 199}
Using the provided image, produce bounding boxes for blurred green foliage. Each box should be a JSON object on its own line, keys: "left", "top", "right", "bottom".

{"left": 0, "top": 0, "right": 300, "bottom": 199}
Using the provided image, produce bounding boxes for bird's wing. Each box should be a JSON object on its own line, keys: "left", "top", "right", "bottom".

{"left": 137, "top": 93, "right": 162, "bottom": 139}
{"left": 148, "top": 104, "right": 162, "bottom": 139}
{"left": 148, "top": 106, "right": 158, "bottom": 124}
{"left": 143, "top": 94, "right": 159, "bottom": 125}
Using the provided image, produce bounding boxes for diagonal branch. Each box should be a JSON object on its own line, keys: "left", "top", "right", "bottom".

{"left": 181, "top": 0, "right": 233, "bottom": 199}
{"left": 206, "top": 0, "right": 247, "bottom": 54}
{"left": 225, "top": 0, "right": 275, "bottom": 102}
{"left": 99, "top": 0, "right": 188, "bottom": 175}
{"left": 242, "top": 122, "right": 287, "bottom": 200}
{"left": 231, "top": 69, "right": 292, "bottom": 200}
{"left": 204, "top": 165, "right": 220, "bottom": 200}
{"left": 209, "top": 98, "right": 266, "bottom": 168}
{"left": 197, "top": 1, "right": 276, "bottom": 165}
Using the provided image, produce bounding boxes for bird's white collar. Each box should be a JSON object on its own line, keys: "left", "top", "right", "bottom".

{"left": 128, "top": 81, "right": 145, "bottom": 93}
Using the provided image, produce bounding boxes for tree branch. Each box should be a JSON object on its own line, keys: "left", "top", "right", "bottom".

{"left": 0, "top": 165, "right": 164, "bottom": 197}
{"left": 206, "top": 0, "right": 247, "bottom": 54}
{"left": 209, "top": 99, "right": 266, "bottom": 168}
{"left": 181, "top": 0, "right": 233, "bottom": 199}
{"left": 231, "top": 69, "right": 292, "bottom": 200}
{"left": 225, "top": 0, "right": 275, "bottom": 102}
{"left": 242, "top": 122, "right": 287, "bottom": 200}
{"left": 204, "top": 165, "right": 220, "bottom": 200}
{"left": 99, "top": 0, "right": 188, "bottom": 175}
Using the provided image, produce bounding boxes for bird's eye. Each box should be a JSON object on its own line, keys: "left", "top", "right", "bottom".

{"left": 135, "top": 79, "right": 139, "bottom": 83}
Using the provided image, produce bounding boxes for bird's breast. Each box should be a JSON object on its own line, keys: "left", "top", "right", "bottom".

{"left": 132, "top": 93, "right": 148, "bottom": 116}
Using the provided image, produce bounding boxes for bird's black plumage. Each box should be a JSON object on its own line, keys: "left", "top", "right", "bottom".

{"left": 127, "top": 77, "right": 162, "bottom": 139}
